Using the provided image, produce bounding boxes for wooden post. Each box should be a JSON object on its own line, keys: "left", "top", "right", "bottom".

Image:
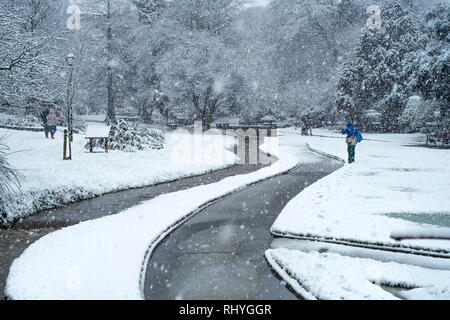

{"left": 245, "top": 136, "right": 250, "bottom": 165}
{"left": 256, "top": 128, "right": 260, "bottom": 165}
{"left": 105, "top": 138, "right": 108, "bottom": 153}
{"left": 63, "top": 130, "right": 68, "bottom": 160}
{"left": 89, "top": 138, "right": 93, "bottom": 153}
{"left": 68, "top": 137, "right": 72, "bottom": 160}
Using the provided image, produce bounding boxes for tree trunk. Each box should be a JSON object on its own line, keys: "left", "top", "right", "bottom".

{"left": 192, "top": 86, "right": 220, "bottom": 130}
{"left": 141, "top": 103, "right": 153, "bottom": 123}
{"left": 105, "top": 1, "right": 117, "bottom": 125}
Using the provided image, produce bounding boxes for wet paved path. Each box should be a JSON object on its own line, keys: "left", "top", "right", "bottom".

{"left": 0, "top": 164, "right": 264, "bottom": 298}
{"left": 144, "top": 154, "right": 343, "bottom": 300}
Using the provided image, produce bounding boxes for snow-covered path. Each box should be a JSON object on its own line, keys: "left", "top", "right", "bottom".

{"left": 5, "top": 132, "right": 301, "bottom": 300}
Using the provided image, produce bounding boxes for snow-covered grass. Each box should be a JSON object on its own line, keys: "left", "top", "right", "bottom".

{"left": 266, "top": 248, "right": 450, "bottom": 300}
{"left": 272, "top": 128, "right": 450, "bottom": 253}
{"left": 1, "top": 128, "right": 237, "bottom": 226}
{"left": 5, "top": 134, "right": 299, "bottom": 300}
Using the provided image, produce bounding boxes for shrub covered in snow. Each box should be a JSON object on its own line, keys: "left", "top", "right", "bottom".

{"left": 0, "top": 136, "right": 20, "bottom": 226}
{"left": 0, "top": 115, "right": 41, "bottom": 128}
{"left": 85, "top": 120, "right": 165, "bottom": 152}
{"left": 413, "top": 5, "right": 449, "bottom": 110}
{"left": 398, "top": 96, "right": 436, "bottom": 133}
{"left": 73, "top": 118, "right": 87, "bottom": 132}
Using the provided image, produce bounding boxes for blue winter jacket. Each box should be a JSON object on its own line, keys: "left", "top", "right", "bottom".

{"left": 341, "top": 122, "right": 363, "bottom": 142}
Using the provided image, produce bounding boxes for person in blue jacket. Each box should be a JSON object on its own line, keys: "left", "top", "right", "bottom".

{"left": 341, "top": 122, "right": 363, "bottom": 164}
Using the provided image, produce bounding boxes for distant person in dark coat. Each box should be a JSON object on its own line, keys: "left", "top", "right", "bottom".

{"left": 46, "top": 109, "right": 59, "bottom": 139}
{"left": 341, "top": 122, "right": 363, "bottom": 164}
{"left": 40, "top": 108, "right": 50, "bottom": 138}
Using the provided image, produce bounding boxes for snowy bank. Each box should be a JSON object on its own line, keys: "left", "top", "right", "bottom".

{"left": 272, "top": 129, "right": 450, "bottom": 253}
{"left": 1, "top": 128, "right": 237, "bottom": 225}
{"left": 266, "top": 248, "right": 450, "bottom": 300}
{"left": 5, "top": 135, "right": 299, "bottom": 299}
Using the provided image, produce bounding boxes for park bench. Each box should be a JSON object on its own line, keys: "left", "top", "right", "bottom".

{"left": 85, "top": 125, "right": 112, "bottom": 153}
{"left": 426, "top": 131, "right": 450, "bottom": 147}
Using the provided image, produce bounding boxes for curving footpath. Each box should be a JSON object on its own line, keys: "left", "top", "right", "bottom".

{"left": 143, "top": 152, "right": 342, "bottom": 299}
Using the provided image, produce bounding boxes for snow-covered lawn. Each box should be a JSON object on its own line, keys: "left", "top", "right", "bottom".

{"left": 266, "top": 248, "right": 450, "bottom": 300}
{"left": 1, "top": 128, "right": 237, "bottom": 225}
{"left": 272, "top": 128, "right": 450, "bottom": 253}
{"left": 5, "top": 133, "right": 299, "bottom": 300}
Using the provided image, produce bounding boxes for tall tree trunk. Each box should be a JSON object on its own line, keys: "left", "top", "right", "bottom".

{"left": 105, "top": 1, "right": 117, "bottom": 125}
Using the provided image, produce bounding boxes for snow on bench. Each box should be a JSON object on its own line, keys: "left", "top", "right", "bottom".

{"left": 85, "top": 125, "right": 112, "bottom": 153}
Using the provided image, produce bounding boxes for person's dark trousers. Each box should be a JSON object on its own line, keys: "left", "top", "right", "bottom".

{"left": 44, "top": 125, "right": 49, "bottom": 139}
{"left": 348, "top": 145, "right": 356, "bottom": 163}
{"left": 49, "top": 125, "right": 57, "bottom": 137}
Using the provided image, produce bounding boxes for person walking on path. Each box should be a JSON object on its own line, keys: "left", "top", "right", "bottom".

{"left": 40, "top": 108, "right": 50, "bottom": 139}
{"left": 46, "top": 109, "right": 59, "bottom": 139}
{"left": 341, "top": 122, "right": 363, "bottom": 164}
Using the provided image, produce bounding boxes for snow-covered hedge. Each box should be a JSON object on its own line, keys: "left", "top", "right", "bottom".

{"left": 2, "top": 186, "right": 95, "bottom": 227}
{"left": 85, "top": 120, "right": 165, "bottom": 152}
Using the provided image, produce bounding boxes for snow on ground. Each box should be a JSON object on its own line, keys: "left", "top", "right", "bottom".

{"left": 271, "top": 238, "right": 450, "bottom": 271}
{"left": 1, "top": 128, "right": 237, "bottom": 225}
{"left": 272, "top": 128, "right": 450, "bottom": 253}
{"left": 266, "top": 248, "right": 450, "bottom": 300}
{"left": 5, "top": 132, "right": 299, "bottom": 300}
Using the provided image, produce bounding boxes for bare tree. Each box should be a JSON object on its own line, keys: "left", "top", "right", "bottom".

{"left": 193, "top": 86, "right": 222, "bottom": 130}
{"left": 0, "top": 0, "right": 65, "bottom": 109}
{"left": 105, "top": 1, "right": 116, "bottom": 124}
{"left": 77, "top": 0, "right": 138, "bottom": 125}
